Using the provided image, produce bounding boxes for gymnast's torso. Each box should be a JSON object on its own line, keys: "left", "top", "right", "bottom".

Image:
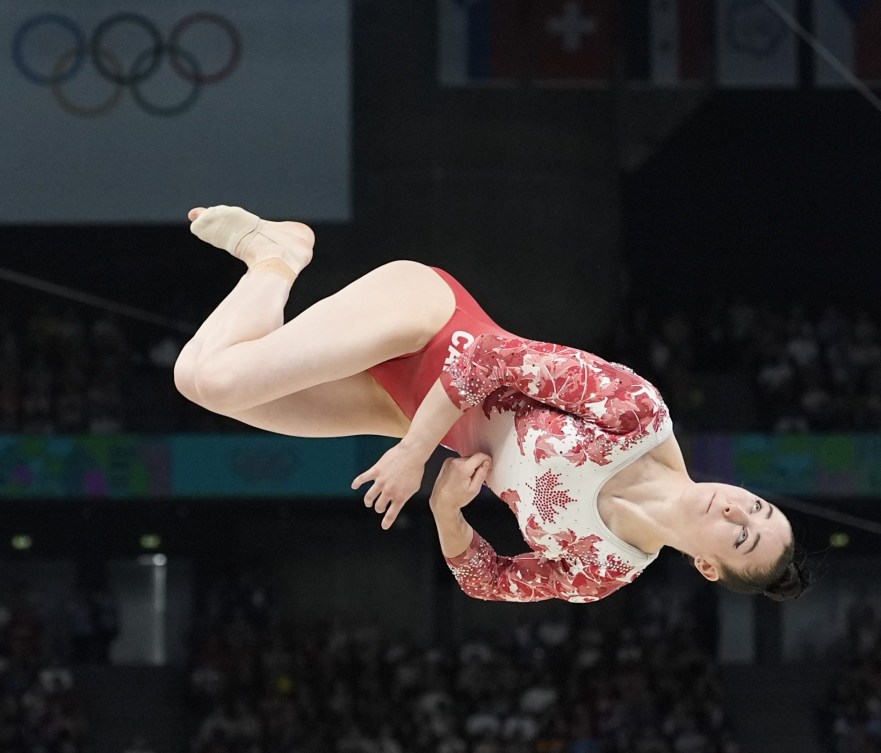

{"left": 368, "top": 267, "right": 674, "bottom": 603}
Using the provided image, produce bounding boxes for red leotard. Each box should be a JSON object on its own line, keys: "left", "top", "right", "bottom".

{"left": 367, "top": 268, "right": 514, "bottom": 447}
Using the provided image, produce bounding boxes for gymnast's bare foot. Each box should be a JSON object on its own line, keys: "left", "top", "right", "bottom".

{"left": 188, "top": 205, "right": 314, "bottom": 275}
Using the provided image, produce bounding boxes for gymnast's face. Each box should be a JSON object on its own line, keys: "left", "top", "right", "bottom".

{"left": 685, "top": 482, "right": 793, "bottom": 582}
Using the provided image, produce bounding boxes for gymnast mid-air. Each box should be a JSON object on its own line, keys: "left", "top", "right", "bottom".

{"left": 174, "top": 205, "right": 809, "bottom": 603}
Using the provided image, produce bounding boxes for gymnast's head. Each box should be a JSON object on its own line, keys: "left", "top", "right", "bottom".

{"left": 679, "top": 482, "right": 811, "bottom": 602}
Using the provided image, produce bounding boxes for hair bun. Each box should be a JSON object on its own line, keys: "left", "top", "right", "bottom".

{"left": 763, "top": 560, "right": 814, "bottom": 602}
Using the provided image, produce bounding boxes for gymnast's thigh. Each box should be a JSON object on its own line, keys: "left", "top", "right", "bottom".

{"left": 226, "top": 371, "right": 410, "bottom": 439}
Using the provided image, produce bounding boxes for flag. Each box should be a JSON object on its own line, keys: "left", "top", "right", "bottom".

{"left": 438, "top": 0, "right": 614, "bottom": 85}
{"left": 628, "top": 0, "right": 711, "bottom": 85}
{"left": 813, "top": 0, "right": 881, "bottom": 86}
{"left": 716, "top": 0, "right": 799, "bottom": 87}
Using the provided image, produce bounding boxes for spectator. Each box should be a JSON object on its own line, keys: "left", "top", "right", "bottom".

{"left": 8, "top": 295, "right": 881, "bottom": 433}
{"left": 827, "top": 601, "right": 881, "bottom": 753}
{"left": 187, "top": 577, "right": 743, "bottom": 753}
{"left": 0, "top": 584, "right": 88, "bottom": 751}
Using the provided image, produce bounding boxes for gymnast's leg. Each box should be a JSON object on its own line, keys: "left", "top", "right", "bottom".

{"left": 173, "top": 205, "right": 455, "bottom": 431}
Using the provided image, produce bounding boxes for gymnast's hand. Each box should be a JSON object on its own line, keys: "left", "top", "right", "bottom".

{"left": 429, "top": 453, "right": 493, "bottom": 514}
{"left": 352, "top": 442, "right": 428, "bottom": 530}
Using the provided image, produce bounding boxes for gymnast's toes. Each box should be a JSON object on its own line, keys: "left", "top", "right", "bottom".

{"left": 188, "top": 204, "right": 314, "bottom": 274}
{"left": 189, "top": 205, "right": 261, "bottom": 256}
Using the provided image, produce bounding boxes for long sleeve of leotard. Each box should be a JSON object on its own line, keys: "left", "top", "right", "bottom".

{"left": 440, "top": 334, "right": 662, "bottom": 433}
{"left": 446, "top": 530, "right": 632, "bottom": 604}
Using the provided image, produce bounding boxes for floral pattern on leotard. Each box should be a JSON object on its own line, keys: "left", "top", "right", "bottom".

{"left": 499, "top": 488, "right": 522, "bottom": 517}
{"left": 444, "top": 335, "right": 668, "bottom": 467}
{"left": 447, "top": 526, "right": 643, "bottom": 604}
{"left": 442, "top": 334, "right": 669, "bottom": 603}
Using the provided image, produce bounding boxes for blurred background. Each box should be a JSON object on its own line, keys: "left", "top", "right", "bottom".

{"left": 1, "top": 0, "right": 881, "bottom": 751}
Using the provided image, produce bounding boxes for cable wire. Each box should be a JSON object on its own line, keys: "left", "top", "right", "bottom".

{"left": 0, "top": 265, "right": 196, "bottom": 334}
{"left": 761, "top": 0, "right": 881, "bottom": 114}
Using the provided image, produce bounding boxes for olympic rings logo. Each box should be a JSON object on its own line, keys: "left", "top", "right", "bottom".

{"left": 12, "top": 13, "right": 242, "bottom": 117}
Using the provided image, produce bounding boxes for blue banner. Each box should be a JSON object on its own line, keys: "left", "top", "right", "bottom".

{"left": 685, "top": 433, "right": 881, "bottom": 497}
{"left": 0, "top": 434, "right": 395, "bottom": 499}
{"left": 1, "top": 432, "right": 878, "bottom": 499}
{"left": 168, "top": 434, "right": 393, "bottom": 497}
{"left": 0, "top": 434, "right": 170, "bottom": 498}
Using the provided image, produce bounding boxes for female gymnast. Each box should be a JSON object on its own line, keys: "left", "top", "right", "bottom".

{"left": 174, "top": 206, "right": 810, "bottom": 604}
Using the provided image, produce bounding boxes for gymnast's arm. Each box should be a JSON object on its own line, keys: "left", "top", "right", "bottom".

{"left": 352, "top": 380, "right": 467, "bottom": 529}
{"left": 430, "top": 456, "right": 614, "bottom": 604}
{"left": 441, "top": 334, "right": 661, "bottom": 430}
{"left": 430, "top": 453, "right": 490, "bottom": 559}
{"left": 444, "top": 535, "right": 577, "bottom": 603}
{"left": 444, "top": 531, "right": 623, "bottom": 603}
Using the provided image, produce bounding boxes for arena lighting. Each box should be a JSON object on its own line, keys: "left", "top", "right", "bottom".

{"left": 139, "top": 534, "right": 161, "bottom": 550}
{"left": 10, "top": 535, "right": 32, "bottom": 550}
{"left": 829, "top": 532, "right": 850, "bottom": 548}
{"left": 136, "top": 554, "right": 167, "bottom": 566}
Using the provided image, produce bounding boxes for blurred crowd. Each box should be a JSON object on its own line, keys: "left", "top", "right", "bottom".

{"left": 186, "top": 578, "right": 740, "bottom": 753}
{"left": 617, "top": 302, "right": 881, "bottom": 432}
{"left": 824, "top": 601, "right": 881, "bottom": 753}
{"left": 4, "top": 298, "right": 881, "bottom": 434}
{"left": 0, "top": 309, "right": 129, "bottom": 434}
{"left": 0, "top": 583, "right": 88, "bottom": 752}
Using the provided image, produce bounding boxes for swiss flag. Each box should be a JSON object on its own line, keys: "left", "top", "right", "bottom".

{"left": 490, "top": 0, "right": 615, "bottom": 81}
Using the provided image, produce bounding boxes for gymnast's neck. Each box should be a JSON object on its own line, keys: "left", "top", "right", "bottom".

{"left": 596, "top": 434, "right": 700, "bottom": 557}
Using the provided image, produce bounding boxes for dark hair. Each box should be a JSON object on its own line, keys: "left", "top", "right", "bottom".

{"left": 716, "top": 539, "right": 814, "bottom": 602}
